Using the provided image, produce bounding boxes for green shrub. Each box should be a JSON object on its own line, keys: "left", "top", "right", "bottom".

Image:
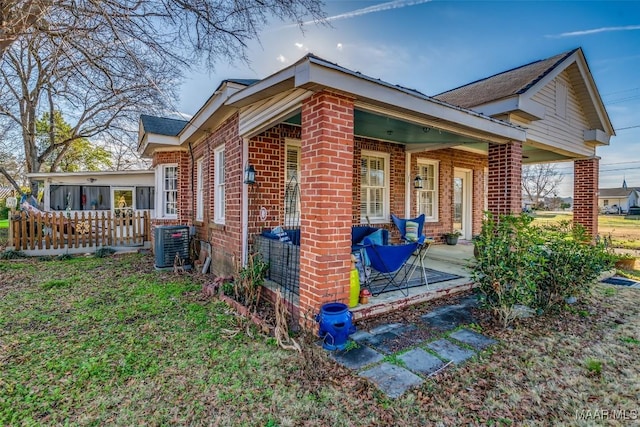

{"left": 473, "top": 214, "right": 614, "bottom": 327}
{"left": 0, "top": 249, "right": 26, "bottom": 259}
{"left": 471, "top": 213, "right": 547, "bottom": 328}
{"left": 536, "top": 221, "right": 613, "bottom": 310}
{"left": 95, "top": 247, "right": 116, "bottom": 258}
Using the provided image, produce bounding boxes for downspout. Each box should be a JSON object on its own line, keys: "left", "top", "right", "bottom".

{"left": 241, "top": 137, "right": 249, "bottom": 265}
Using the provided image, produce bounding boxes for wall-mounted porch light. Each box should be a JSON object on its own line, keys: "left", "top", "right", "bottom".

{"left": 244, "top": 163, "right": 256, "bottom": 185}
{"left": 413, "top": 175, "right": 423, "bottom": 189}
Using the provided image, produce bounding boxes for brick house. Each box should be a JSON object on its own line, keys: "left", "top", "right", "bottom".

{"left": 138, "top": 48, "right": 613, "bottom": 325}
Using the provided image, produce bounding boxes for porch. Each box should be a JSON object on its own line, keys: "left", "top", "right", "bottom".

{"left": 259, "top": 235, "right": 476, "bottom": 322}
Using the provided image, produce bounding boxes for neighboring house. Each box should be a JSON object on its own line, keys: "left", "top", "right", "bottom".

{"left": 27, "top": 170, "right": 156, "bottom": 215}
{"left": 139, "top": 48, "right": 613, "bottom": 326}
{"left": 598, "top": 187, "right": 640, "bottom": 214}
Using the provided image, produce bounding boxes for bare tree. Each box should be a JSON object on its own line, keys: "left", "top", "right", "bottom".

{"left": 0, "top": 0, "right": 326, "bottom": 191}
{"left": 0, "top": 1, "right": 325, "bottom": 65}
{"left": 522, "top": 164, "right": 564, "bottom": 209}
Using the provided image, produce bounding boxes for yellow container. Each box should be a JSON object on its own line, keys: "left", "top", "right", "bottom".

{"left": 349, "top": 268, "right": 360, "bottom": 308}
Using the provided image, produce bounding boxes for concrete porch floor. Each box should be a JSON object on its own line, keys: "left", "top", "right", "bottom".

{"left": 351, "top": 241, "right": 477, "bottom": 321}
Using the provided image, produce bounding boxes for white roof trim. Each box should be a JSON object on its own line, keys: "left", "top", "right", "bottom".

{"left": 226, "top": 55, "right": 526, "bottom": 143}
{"left": 520, "top": 49, "right": 615, "bottom": 136}
{"left": 584, "top": 128, "right": 610, "bottom": 145}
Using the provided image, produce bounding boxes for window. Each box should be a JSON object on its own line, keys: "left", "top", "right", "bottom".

{"left": 285, "top": 142, "right": 301, "bottom": 227}
{"left": 196, "top": 158, "right": 204, "bottom": 221}
{"left": 416, "top": 160, "right": 439, "bottom": 221}
{"left": 214, "top": 146, "right": 225, "bottom": 224}
{"left": 49, "top": 185, "right": 110, "bottom": 211}
{"left": 360, "top": 152, "right": 389, "bottom": 222}
{"left": 136, "top": 186, "right": 155, "bottom": 210}
{"left": 159, "top": 165, "right": 178, "bottom": 218}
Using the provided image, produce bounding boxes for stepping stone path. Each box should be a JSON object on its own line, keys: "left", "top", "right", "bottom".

{"left": 328, "top": 294, "right": 498, "bottom": 399}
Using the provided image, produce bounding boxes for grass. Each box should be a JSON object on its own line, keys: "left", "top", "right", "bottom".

{"left": 1, "top": 254, "right": 640, "bottom": 425}
{"left": 0, "top": 219, "right": 8, "bottom": 229}
{"left": 532, "top": 213, "right": 640, "bottom": 249}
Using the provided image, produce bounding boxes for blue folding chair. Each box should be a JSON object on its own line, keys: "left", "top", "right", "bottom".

{"left": 391, "top": 213, "right": 426, "bottom": 244}
{"left": 391, "top": 213, "right": 432, "bottom": 289}
{"left": 362, "top": 236, "right": 420, "bottom": 297}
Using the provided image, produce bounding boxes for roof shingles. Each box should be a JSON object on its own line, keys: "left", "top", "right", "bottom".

{"left": 434, "top": 49, "right": 578, "bottom": 109}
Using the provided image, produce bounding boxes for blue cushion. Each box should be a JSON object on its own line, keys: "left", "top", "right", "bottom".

{"left": 360, "top": 228, "right": 385, "bottom": 246}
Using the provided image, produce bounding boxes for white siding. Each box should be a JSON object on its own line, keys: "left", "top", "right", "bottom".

{"left": 513, "top": 69, "right": 595, "bottom": 157}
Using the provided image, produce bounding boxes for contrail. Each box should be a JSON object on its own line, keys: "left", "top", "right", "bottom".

{"left": 281, "top": 0, "right": 432, "bottom": 28}
{"left": 549, "top": 24, "right": 640, "bottom": 38}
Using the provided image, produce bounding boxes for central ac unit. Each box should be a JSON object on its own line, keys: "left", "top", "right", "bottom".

{"left": 154, "top": 225, "right": 191, "bottom": 270}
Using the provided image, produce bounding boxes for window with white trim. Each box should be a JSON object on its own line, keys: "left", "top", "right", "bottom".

{"left": 416, "top": 160, "right": 439, "bottom": 221}
{"left": 360, "top": 151, "right": 389, "bottom": 223}
{"left": 160, "top": 164, "right": 178, "bottom": 218}
{"left": 284, "top": 141, "right": 301, "bottom": 227}
{"left": 214, "top": 145, "right": 225, "bottom": 224}
{"left": 196, "top": 158, "right": 204, "bottom": 221}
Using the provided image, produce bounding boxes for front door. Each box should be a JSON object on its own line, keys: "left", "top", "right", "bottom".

{"left": 453, "top": 169, "right": 472, "bottom": 240}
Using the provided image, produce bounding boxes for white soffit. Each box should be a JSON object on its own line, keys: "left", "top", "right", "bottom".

{"left": 238, "top": 88, "right": 312, "bottom": 138}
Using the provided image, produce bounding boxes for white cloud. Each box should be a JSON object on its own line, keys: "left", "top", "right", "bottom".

{"left": 295, "top": 42, "right": 304, "bottom": 49}
{"left": 548, "top": 25, "right": 640, "bottom": 38}
{"left": 276, "top": 54, "right": 287, "bottom": 63}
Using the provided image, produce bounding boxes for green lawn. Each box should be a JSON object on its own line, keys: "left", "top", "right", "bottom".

{"left": 1, "top": 253, "right": 639, "bottom": 425}
{"left": 0, "top": 219, "right": 8, "bottom": 229}
{"left": 532, "top": 213, "right": 640, "bottom": 249}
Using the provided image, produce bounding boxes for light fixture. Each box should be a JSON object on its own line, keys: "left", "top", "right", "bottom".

{"left": 87, "top": 177, "right": 97, "bottom": 183}
{"left": 244, "top": 163, "right": 256, "bottom": 185}
{"left": 422, "top": 127, "right": 431, "bottom": 133}
{"left": 413, "top": 175, "right": 423, "bottom": 189}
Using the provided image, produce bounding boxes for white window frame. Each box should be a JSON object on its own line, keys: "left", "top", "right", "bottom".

{"left": 214, "top": 145, "right": 225, "bottom": 224}
{"left": 155, "top": 164, "right": 178, "bottom": 219}
{"left": 196, "top": 158, "right": 204, "bottom": 222}
{"left": 284, "top": 139, "right": 301, "bottom": 227}
{"left": 416, "top": 159, "right": 439, "bottom": 222}
{"left": 360, "top": 150, "right": 390, "bottom": 224}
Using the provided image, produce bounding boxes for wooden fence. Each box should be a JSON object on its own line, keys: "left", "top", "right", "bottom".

{"left": 9, "top": 210, "right": 150, "bottom": 253}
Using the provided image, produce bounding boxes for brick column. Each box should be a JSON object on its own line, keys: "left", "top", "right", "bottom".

{"left": 574, "top": 158, "right": 599, "bottom": 237}
{"left": 487, "top": 141, "right": 522, "bottom": 216}
{"left": 299, "top": 92, "right": 354, "bottom": 328}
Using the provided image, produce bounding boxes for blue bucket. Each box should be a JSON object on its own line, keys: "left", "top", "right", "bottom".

{"left": 316, "top": 302, "right": 356, "bottom": 351}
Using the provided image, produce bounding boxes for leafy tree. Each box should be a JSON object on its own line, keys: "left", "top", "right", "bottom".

{"left": 522, "top": 164, "right": 564, "bottom": 208}
{"left": 36, "top": 111, "right": 112, "bottom": 172}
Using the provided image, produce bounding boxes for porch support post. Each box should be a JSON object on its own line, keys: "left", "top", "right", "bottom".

{"left": 299, "top": 91, "right": 354, "bottom": 329}
{"left": 573, "top": 157, "right": 599, "bottom": 237}
{"left": 487, "top": 141, "right": 522, "bottom": 216}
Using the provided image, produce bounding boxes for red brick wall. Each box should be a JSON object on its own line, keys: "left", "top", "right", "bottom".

{"left": 487, "top": 141, "right": 522, "bottom": 216}
{"left": 152, "top": 115, "right": 242, "bottom": 276}
{"left": 299, "top": 91, "right": 354, "bottom": 325}
{"left": 411, "top": 149, "right": 487, "bottom": 241}
{"left": 574, "top": 158, "right": 599, "bottom": 237}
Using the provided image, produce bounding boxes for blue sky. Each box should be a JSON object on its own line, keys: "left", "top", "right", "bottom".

{"left": 176, "top": 0, "right": 640, "bottom": 196}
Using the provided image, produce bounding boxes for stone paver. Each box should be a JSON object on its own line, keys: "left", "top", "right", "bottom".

{"left": 328, "top": 293, "right": 498, "bottom": 399}
{"left": 331, "top": 345, "right": 384, "bottom": 370}
{"left": 359, "top": 362, "right": 423, "bottom": 399}
{"left": 398, "top": 348, "right": 445, "bottom": 376}
{"left": 420, "top": 305, "right": 476, "bottom": 331}
{"left": 426, "top": 338, "right": 476, "bottom": 364}
{"left": 449, "top": 328, "right": 497, "bottom": 350}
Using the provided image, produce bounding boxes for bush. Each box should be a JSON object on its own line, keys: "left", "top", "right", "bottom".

{"left": 536, "top": 221, "right": 613, "bottom": 310}
{"left": 472, "top": 213, "right": 547, "bottom": 328}
{"left": 472, "top": 214, "right": 613, "bottom": 327}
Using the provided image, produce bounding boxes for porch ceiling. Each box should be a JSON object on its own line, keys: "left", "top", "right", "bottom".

{"left": 285, "top": 109, "right": 482, "bottom": 148}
